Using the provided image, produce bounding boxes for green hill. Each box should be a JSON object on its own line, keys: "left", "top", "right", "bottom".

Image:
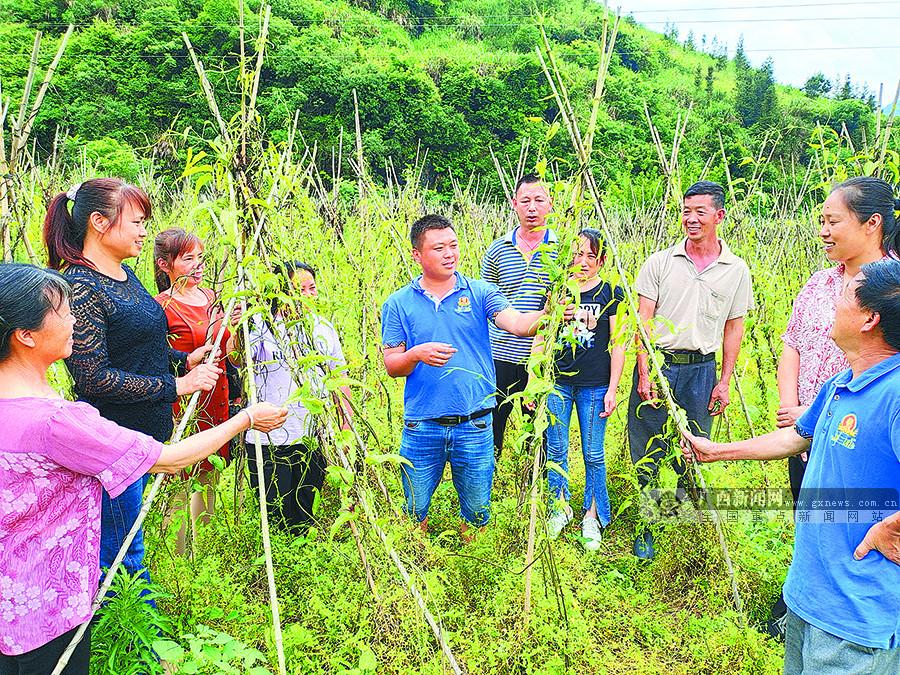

{"left": 0, "top": 0, "right": 880, "bottom": 197}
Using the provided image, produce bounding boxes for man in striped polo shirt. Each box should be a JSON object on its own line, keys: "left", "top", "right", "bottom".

{"left": 481, "top": 174, "right": 557, "bottom": 456}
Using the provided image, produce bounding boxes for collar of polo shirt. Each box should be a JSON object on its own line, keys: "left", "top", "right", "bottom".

{"left": 672, "top": 237, "right": 739, "bottom": 264}
{"left": 503, "top": 227, "right": 558, "bottom": 245}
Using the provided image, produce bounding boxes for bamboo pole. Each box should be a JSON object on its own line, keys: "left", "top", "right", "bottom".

{"left": 536, "top": 27, "right": 746, "bottom": 625}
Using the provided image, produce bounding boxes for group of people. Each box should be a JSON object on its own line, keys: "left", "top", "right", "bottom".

{"left": 0, "top": 179, "right": 343, "bottom": 671}
{"left": 381, "top": 174, "right": 900, "bottom": 673}
{"left": 0, "top": 172, "right": 898, "bottom": 673}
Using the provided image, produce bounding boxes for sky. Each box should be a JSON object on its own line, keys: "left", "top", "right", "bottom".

{"left": 611, "top": 0, "right": 899, "bottom": 103}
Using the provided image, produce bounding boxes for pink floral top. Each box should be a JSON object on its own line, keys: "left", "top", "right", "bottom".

{"left": 0, "top": 398, "right": 162, "bottom": 656}
{"left": 781, "top": 265, "right": 850, "bottom": 406}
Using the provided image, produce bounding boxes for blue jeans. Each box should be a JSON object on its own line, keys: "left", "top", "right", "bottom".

{"left": 784, "top": 609, "right": 900, "bottom": 674}
{"left": 399, "top": 414, "right": 494, "bottom": 526}
{"left": 100, "top": 479, "right": 151, "bottom": 587}
{"left": 546, "top": 384, "right": 612, "bottom": 525}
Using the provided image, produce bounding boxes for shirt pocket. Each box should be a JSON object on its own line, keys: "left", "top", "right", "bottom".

{"left": 699, "top": 287, "right": 728, "bottom": 322}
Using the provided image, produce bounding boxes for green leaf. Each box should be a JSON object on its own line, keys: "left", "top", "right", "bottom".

{"left": 359, "top": 645, "right": 378, "bottom": 672}
{"left": 152, "top": 640, "right": 184, "bottom": 662}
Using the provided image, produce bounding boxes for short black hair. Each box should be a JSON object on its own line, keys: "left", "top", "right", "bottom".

{"left": 0, "top": 263, "right": 72, "bottom": 361}
{"left": 856, "top": 259, "right": 900, "bottom": 351}
{"left": 684, "top": 180, "right": 726, "bottom": 210}
{"left": 514, "top": 173, "right": 544, "bottom": 196}
{"left": 410, "top": 214, "right": 455, "bottom": 249}
{"left": 578, "top": 228, "right": 606, "bottom": 258}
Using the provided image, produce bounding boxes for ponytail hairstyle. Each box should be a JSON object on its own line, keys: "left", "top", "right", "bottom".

{"left": 154, "top": 227, "right": 203, "bottom": 292}
{"left": 43, "top": 178, "right": 152, "bottom": 270}
{"left": 831, "top": 177, "right": 900, "bottom": 257}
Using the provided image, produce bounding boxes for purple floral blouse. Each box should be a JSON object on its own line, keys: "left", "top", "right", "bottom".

{"left": 0, "top": 398, "right": 162, "bottom": 655}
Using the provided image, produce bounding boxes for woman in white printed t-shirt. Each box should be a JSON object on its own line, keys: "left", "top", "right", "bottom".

{"left": 244, "top": 262, "right": 353, "bottom": 532}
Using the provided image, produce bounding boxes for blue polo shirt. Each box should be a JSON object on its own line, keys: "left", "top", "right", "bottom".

{"left": 381, "top": 273, "right": 511, "bottom": 420}
{"left": 783, "top": 352, "right": 900, "bottom": 649}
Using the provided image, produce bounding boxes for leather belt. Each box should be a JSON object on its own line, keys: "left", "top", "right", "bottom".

{"left": 662, "top": 350, "right": 715, "bottom": 365}
{"left": 428, "top": 408, "right": 493, "bottom": 426}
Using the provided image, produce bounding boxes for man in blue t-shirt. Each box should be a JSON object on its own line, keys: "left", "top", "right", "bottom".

{"left": 382, "top": 214, "right": 569, "bottom": 538}
{"left": 683, "top": 259, "right": 900, "bottom": 673}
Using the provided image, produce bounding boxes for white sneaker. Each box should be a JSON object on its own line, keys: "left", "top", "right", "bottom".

{"left": 581, "top": 516, "right": 603, "bottom": 551}
{"left": 547, "top": 504, "right": 574, "bottom": 539}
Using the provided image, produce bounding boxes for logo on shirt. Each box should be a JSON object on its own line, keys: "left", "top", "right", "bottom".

{"left": 831, "top": 413, "right": 858, "bottom": 450}
{"left": 455, "top": 296, "right": 472, "bottom": 313}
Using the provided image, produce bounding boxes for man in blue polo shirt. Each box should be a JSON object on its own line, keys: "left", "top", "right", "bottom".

{"left": 382, "top": 214, "right": 567, "bottom": 537}
{"left": 682, "top": 259, "right": 900, "bottom": 673}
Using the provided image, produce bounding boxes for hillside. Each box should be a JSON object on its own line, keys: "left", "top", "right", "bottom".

{"left": 0, "top": 0, "right": 879, "bottom": 199}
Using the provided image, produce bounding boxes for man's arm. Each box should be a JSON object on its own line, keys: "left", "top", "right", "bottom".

{"left": 493, "top": 307, "right": 544, "bottom": 337}
{"left": 682, "top": 425, "right": 810, "bottom": 463}
{"left": 635, "top": 295, "right": 658, "bottom": 403}
{"left": 708, "top": 315, "right": 744, "bottom": 416}
{"left": 382, "top": 343, "right": 457, "bottom": 377}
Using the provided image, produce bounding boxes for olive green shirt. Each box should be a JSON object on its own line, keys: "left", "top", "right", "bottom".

{"left": 635, "top": 239, "right": 754, "bottom": 355}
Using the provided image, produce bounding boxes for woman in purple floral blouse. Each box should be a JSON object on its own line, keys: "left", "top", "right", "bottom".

{"left": 0, "top": 263, "right": 286, "bottom": 672}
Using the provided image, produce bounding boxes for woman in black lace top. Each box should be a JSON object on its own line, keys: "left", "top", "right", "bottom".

{"left": 43, "top": 178, "right": 222, "bottom": 585}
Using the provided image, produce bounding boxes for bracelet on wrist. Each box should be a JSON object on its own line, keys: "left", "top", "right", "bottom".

{"left": 244, "top": 408, "right": 256, "bottom": 430}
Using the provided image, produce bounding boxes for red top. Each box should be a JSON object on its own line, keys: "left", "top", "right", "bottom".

{"left": 155, "top": 289, "right": 231, "bottom": 472}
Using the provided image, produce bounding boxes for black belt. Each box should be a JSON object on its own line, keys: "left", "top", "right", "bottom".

{"left": 428, "top": 408, "right": 493, "bottom": 426}
{"left": 662, "top": 350, "right": 715, "bottom": 365}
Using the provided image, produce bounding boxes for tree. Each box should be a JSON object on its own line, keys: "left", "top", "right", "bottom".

{"left": 803, "top": 72, "right": 831, "bottom": 98}
{"left": 734, "top": 35, "right": 749, "bottom": 72}
{"left": 735, "top": 58, "right": 779, "bottom": 128}
{"left": 685, "top": 30, "right": 695, "bottom": 50}
{"left": 706, "top": 66, "right": 714, "bottom": 98}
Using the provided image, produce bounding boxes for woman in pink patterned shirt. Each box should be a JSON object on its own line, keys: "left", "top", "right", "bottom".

{"left": 767, "top": 177, "right": 900, "bottom": 637}
{"left": 0, "top": 264, "right": 287, "bottom": 672}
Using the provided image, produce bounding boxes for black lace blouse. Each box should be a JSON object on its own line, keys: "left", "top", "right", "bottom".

{"left": 64, "top": 264, "right": 187, "bottom": 442}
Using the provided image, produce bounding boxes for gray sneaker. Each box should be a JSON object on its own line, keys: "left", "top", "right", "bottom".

{"left": 581, "top": 517, "right": 603, "bottom": 551}
{"left": 547, "top": 504, "right": 574, "bottom": 539}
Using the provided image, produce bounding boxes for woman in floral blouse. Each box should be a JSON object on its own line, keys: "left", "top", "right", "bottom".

{"left": 0, "top": 263, "right": 286, "bottom": 671}
{"left": 777, "top": 177, "right": 900, "bottom": 498}
{"left": 768, "top": 177, "right": 899, "bottom": 637}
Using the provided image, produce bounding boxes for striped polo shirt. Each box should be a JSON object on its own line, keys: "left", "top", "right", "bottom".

{"left": 480, "top": 227, "right": 558, "bottom": 364}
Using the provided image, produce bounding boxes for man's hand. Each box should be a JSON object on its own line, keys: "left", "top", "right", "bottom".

{"left": 854, "top": 511, "right": 900, "bottom": 565}
{"left": 637, "top": 371, "right": 658, "bottom": 405}
{"left": 187, "top": 344, "right": 220, "bottom": 370}
{"left": 561, "top": 303, "right": 576, "bottom": 322}
{"left": 414, "top": 342, "right": 457, "bottom": 367}
{"left": 679, "top": 430, "right": 719, "bottom": 463}
{"left": 599, "top": 389, "right": 617, "bottom": 418}
{"left": 776, "top": 405, "right": 807, "bottom": 429}
{"left": 708, "top": 381, "right": 730, "bottom": 416}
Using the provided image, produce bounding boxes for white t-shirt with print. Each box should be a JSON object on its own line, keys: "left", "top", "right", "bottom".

{"left": 247, "top": 315, "right": 345, "bottom": 447}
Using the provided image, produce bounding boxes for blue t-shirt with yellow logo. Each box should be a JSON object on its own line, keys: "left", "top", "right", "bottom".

{"left": 381, "top": 273, "right": 511, "bottom": 420}
{"left": 784, "top": 352, "right": 900, "bottom": 649}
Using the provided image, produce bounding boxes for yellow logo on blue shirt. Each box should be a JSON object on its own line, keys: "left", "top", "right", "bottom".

{"left": 831, "top": 413, "right": 858, "bottom": 449}
{"left": 456, "top": 296, "right": 472, "bottom": 313}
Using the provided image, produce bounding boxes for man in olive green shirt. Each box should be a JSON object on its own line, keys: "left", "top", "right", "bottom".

{"left": 629, "top": 180, "right": 754, "bottom": 559}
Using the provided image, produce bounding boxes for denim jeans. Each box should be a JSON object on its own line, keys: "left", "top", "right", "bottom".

{"left": 399, "top": 414, "right": 494, "bottom": 526}
{"left": 546, "top": 383, "right": 612, "bottom": 525}
{"left": 100, "top": 479, "right": 151, "bottom": 586}
{"left": 627, "top": 360, "right": 716, "bottom": 491}
{"left": 784, "top": 609, "right": 900, "bottom": 674}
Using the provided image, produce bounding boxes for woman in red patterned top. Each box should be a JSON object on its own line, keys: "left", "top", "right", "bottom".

{"left": 154, "top": 228, "right": 240, "bottom": 553}
{"left": 767, "top": 177, "right": 900, "bottom": 637}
